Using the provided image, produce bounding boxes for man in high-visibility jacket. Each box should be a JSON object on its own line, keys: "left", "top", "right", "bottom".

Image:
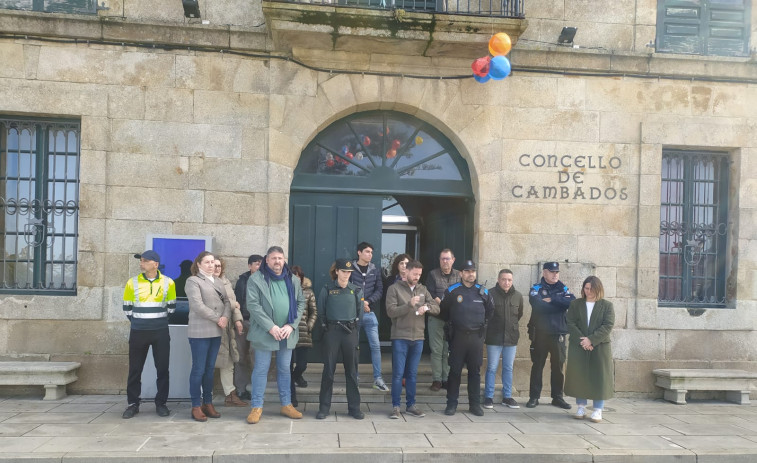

{"left": 122, "top": 250, "right": 176, "bottom": 419}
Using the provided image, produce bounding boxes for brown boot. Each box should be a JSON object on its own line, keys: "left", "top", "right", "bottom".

{"left": 225, "top": 390, "right": 249, "bottom": 407}
{"left": 201, "top": 403, "right": 221, "bottom": 418}
{"left": 191, "top": 406, "right": 207, "bottom": 422}
{"left": 280, "top": 404, "right": 303, "bottom": 419}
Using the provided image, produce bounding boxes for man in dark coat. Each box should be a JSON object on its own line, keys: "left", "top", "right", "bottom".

{"left": 233, "top": 254, "right": 262, "bottom": 400}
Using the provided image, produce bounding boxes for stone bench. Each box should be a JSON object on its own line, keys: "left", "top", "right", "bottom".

{"left": 653, "top": 368, "right": 757, "bottom": 405}
{"left": 0, "top": 362, "right": 81, "bottom": 400}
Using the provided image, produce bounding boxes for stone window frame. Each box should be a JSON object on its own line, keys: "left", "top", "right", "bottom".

{"left": 0, "top": 116, "right": 81, "bottom": 295}
{"left": 658, "top": 148, "right": 730, "bottom": 309}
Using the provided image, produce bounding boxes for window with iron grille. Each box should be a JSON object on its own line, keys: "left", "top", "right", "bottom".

{"left": 659, "top": 150, "right": 729, "bottom": 307}
{"left": 0, "top": 117, "right": 80, "bottom": 295}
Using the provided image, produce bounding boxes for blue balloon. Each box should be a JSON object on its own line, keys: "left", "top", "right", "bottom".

{"left": 488, "top": 55, "right": 511, "bottom": 80}
{"left": 474, "top": 74, "right": 491, "bottom": 83}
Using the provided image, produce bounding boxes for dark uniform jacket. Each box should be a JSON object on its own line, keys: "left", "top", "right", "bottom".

{"left": 439, "top": 282, "right": 494, "bottom": 331}
{"left": 527, "top": 277, "right": 575, "bottom": 336}
{"left": 485, "top": 285, "right": 523, "bottom": 346}
{"left": 234, "top": 271, "right": 252, "bottom": 320}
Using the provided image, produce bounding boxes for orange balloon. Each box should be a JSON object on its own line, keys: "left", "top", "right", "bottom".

{"left": 488, "top": 32, "right": 512, "bottom": 56}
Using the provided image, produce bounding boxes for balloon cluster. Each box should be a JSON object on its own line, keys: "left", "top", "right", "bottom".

{"left": 471, "top": 32, "right": 512, "bottom": 83}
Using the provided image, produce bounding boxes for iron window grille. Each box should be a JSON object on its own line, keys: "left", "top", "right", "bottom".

{"left": 659, "top": 149, "right": 729, "bottom": 307}
{"left": 0, "top": 117, "right": 80, "bottom": 295}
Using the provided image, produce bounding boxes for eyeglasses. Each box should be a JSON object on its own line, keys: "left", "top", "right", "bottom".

{"left": 214, "top": 264, "right": 221, "bottom": 268}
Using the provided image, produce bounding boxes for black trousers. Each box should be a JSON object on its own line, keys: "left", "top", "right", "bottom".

{"left": 127, "top": 327, "right": 170, "bottom": 406}
{"left": 319, "top": 326, "right": 361, "bottom": 414}
{"left": 528, "top": 331, "right": 566, "bottom": 400}
{"left": 290, "top": 345, "right": 309, "bottom": 403}
{"left": 446, "top": 330, "right": 484, "bottom": 407}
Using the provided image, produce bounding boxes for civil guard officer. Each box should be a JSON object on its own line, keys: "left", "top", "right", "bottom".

{"left": 439, "top": 259, "right": 494, "bottom": 416}
{"left": 316, "top": 258, "right": 365, "bottom": 420}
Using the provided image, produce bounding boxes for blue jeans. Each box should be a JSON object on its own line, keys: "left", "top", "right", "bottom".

{"left": 360, "top": 312, "right": 383, "bottom": 380}
{"left": 576, "top": 398, "right": 605, "bottom": 410}
{"left": 485, "top": 344, "right": 517, "bottom": 399}
{"left": 251, "top": 341, "right": 293, "bottom": 408}
{"left": 188, "top": 336, "right": 222, "bottom": 408}
{"left": 391, "top": 339, "right": 424, "bottom": 408}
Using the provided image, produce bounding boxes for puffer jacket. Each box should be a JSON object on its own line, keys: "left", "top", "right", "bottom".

{"left": 295, "top": 277, "right": 318, "bottom": 348}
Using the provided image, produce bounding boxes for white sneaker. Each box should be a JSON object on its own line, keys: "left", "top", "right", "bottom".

{"left": 574, "top": 405, "right": 586, "bottom": 419}
{"left": 589, "top": 409, "right": 602, "bottom": 423}
{"left": 373, "top": 378, "right": 389, "bottom": 392}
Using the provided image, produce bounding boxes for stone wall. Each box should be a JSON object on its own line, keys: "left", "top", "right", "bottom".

{"left": 0, "top": 5, "right": 755, "bottom": 396}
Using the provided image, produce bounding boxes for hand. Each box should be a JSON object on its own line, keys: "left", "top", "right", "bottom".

{"left": 268, "top": 325, "right": 282, "bottom": 341}
{"left": 363, "top": 300, "right": 370, "bottom": 313}
{"left": 218, "top": 316, "right": 229, "bottom": 329}
{"left": 235, "top": 320, "right": 243, "bottom": 335}
{"left": 417, "top": 305, "right": 428, "bottom": 315}
{"left": 434, "top": 297, "right": 441, "bottom": 304}
{"left": 579, "top": 336, "right": 593, "bottom": 351}
{"left": 280, "top": 324, "right": 294, "bottom": 339}
{"left": 543, "top": 297, "right": 552, "bottom": 303}
{"left": 410, "top": 295, "right": 420, "bottom": 307}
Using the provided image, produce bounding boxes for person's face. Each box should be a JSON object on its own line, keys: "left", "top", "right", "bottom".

{"left": 357, "top": 247, "right": 373, "bottom": 265}
{"left": 140, "top": 258, "right": 159, "bottom": 274}
{"left": 266, "top": 252, "right": 286, "bottom": 275}
{"left": 199, "top": 255, "right": 216, "bottom": 275}
{"left": 398, "top": 259, "right": 409, "bottom": 278}
{"left": 543, "top": 269, "right": 559, "bottom": 285}
{"left": 439, "top": 252, "right": 454, "bottom": 273}
{"left": 406, "top": 267, "right": 422, "bottom": 286}
{"left": 583, "top": 282, "right": 596, "bottom": 301}
{"left": 497, "top": 272, "right": 513, "bottom": 292}
{"left": 461, "top": 268, "right": 476, "bottom": 285}
{"left": 213, "top": 259, "right": 222, "bottom": 277}
{"left": 249, "top": 260, "right": 261, "bottom": 274}
{"left": 337, "top": 269, "right": 352, "bottom": 286}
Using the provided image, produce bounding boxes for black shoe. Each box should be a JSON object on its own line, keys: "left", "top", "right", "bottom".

{"left": 349, "top": 410, "right": 365, "bottom": 420}
{"left": 316, "top": 411, "right": 328, "bottom": 419}
{"left": 441, "top": 381, "right": 448, "bottom": 390}
{"left": 482, "top": 398, "right": 494, "bottom": 409}
{"left": 155, "top": 404, "right": 170, "bottom": 417}
{"left": 525, "top": 398, "right": 539, "bottom": 408}
{"left": 444, "top": 404, "right": 456, "bottom": 416}
{"left": 551, "top": 397, "right": 571, "bottom": 410}
{"left": 469, "top": 405, "right": 484, "bottom": 416}
{"left": 238, "top": 391, "right": 251, "bottom": 401}
{"left": 122, "top": 405, "right": 139, "bottom": 419}
{"left": 294, "top": 376, "right": 308, "bottom": 388}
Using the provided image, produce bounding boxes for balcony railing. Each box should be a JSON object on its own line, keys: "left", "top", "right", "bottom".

{"left": 269, "top": 0, "right": 525, "bottom": 18}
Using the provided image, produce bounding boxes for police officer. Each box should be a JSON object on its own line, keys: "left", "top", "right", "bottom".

{"left": 526, "top": 261, "right": 576, "bottom": 409}
{"left": 439, "top": 259, "right": 494, "bottom": 416}
{"left": 316, "top": 258, "right": 365, "bottom": 420}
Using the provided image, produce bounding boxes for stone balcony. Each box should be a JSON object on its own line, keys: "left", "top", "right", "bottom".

{"left": 262, "top": 0, "right": 528, "bottom": 58}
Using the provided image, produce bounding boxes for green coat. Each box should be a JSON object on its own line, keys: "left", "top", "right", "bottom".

{"left": 246, "top": 270, "right": 305, "bottom": 351}
{"left": 564, "top": 298, "right": 615, "bottom": 400}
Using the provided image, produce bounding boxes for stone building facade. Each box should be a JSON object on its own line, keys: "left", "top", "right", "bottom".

{"left": 0, "top": 0, "right": 755, "bottom": 397}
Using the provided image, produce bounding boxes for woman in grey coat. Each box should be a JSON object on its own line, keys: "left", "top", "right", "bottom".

{"left": 185, "top": 251, "right": 231, "bottom": 422}
{"left": 564, "top": 276, "right": 615, "bottom": 423}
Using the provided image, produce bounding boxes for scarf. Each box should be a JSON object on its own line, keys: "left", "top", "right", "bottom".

{"left": 260, "top": 259, "right": 297, "bottom": 325}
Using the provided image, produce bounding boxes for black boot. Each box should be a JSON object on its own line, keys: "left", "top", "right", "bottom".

{"left": 468, "top": 376, "right": 484, "bottom": 416}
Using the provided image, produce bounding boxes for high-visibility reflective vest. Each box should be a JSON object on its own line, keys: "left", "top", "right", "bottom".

{"left": 122, "top": 272, "right": 177, "bottom": 330}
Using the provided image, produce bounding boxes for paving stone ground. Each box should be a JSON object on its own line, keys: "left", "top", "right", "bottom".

{"left": 1, "top": 393, "right": 757, "bottom": 462}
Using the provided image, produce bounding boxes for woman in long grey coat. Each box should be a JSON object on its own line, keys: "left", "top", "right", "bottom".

{"left": 564, "top": 275, "right": 614, "bottom": 423}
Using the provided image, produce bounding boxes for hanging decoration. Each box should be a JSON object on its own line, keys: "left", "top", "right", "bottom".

{"left": 471, "top": 32, "right": 513, "bottom": 84}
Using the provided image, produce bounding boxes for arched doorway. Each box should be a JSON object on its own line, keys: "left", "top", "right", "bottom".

{"left": 289, "top": 110, "right": 474, "bottom": 359}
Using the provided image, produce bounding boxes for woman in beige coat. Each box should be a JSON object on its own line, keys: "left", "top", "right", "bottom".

{"left": 185, "top": 251, "right": 231, "bottom": 422}
{"left": 212, "top": 257, "right": 247, "bottom": 407}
